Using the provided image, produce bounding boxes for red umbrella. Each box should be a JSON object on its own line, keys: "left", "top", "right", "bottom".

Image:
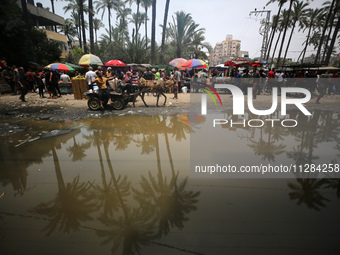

{"left": 224, "top": 61, "right": 237, "bottom": 67}
{"left": 105, "top": 60, "right": 126, "bottom": 66}
{"left": 169, "top": 58, "right": 187, "bottom": 68}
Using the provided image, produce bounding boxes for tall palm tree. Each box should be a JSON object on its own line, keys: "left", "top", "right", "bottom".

{"left": 314, "top": 0, "right": 336, "bottom": 64}
{"left": 324, "top": 1, "right": 340, "bottom": 65}
{"left": 129, "top": 12, "right": 146, "bottom": 40}
{"left": 300, "top": 8, "right": 323, "bottom": 63}
{"left": 89, "top": 0, "right": 95, "bottom": 53}
{"left": 141, "top": 0, "right": 152, "bottom": 48}
{"left": 276, "top": 0, "right": 294, "bottom": 67}
{"left": 60, "top": 18, "right": 78, "bottom": 48}
{"left": 93, "top": 18, "right": 104, "bottom": 44}
{"left": 270, "top": 9, "right": 288, "bottom": 67}
{"left": 190, "top": 31, "right": 212, "bottom": 60}
{"left": 150, "top": 0, "right": 156, "bottom": 64}
{"left": 282, "top": 1, "right": 309, "bottom": 66}
{"left": 265, "top": 0, "right": 288, "bottom": 61}
{"left": 64, "top": 0, "right": 88, "bottom": 50}
{"left": 70, "top": 11, "right": 82, "bottom": 48}
{"left": 167, "top": 11, "right": 205, "bottom": 58}
{"left": 126, "top": 0, "right": 141, "bottom": 43}
{"left": 160, "top": 0, "right": 170, "bottom": 64}
{"left": 96, "top": 0, "right": 121, "bottom": 41}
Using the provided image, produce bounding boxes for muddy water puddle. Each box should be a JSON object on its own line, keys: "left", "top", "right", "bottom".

{"left": 0, "top": 113, "right": 340, "bottom": 254}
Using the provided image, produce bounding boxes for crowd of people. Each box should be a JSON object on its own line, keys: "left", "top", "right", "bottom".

{"left": 1, "top": 60, "right": 71, "bottom": 102}
{"left": 1, "top": 57, "right": 339, "bottom": 106}
{"left": 208, "top": 67, "right": 340, "bottom": 104}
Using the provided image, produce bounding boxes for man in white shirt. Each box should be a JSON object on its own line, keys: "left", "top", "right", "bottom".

{"left": 85, "top": 67, "right": 97, "bottom": 88}
{"left": 60, "top": 71, "right": 71, "bottom": 85}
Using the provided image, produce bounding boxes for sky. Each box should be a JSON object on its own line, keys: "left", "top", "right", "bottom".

{"left": 37, "top": 0, "right": 332, "bottom": 62}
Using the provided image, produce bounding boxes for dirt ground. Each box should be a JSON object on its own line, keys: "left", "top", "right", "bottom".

{"left": 0, "top": 91, "right": 339, "bottom": 121}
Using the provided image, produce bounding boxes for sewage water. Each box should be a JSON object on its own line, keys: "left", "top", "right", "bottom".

{"left": 0, "top": 113, "right": 339, "bottom": 255}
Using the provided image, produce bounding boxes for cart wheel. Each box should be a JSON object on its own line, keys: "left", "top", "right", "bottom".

{"left": 88, "top": 97, "right": 101, "bottom": 111}
{"left": 112, "top": 98, "right": 125, "bottom": 110}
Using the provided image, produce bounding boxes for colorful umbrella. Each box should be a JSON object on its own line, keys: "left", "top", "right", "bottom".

{"left": 105, "top": 60, "right": 126, "bottom": 66}
{"left": 78, "top": 54, "right": 103, "bottom": 67}
{"left": 45, "top": 63, "right": 75, "bottom": 72}
{"left": 181, "top": 59, "right": 208, "bottom": 69}
{"left": 169, "top": 58, "right": 187, "bottom": 68}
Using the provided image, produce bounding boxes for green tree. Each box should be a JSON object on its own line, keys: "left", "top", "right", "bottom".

{"left": 93, "top": 18, "right": 104, "bottom": 44}
{"left": 95, "top": 0, "right": 121, "bottom": 41}
{"left": 282, "top": 1, "right": 309, "bottom": 66}
{"left": 141, "top": 0, "right": 152, "bottom": 48}
{"left": 60, "top": 18, "right": 78, "bottom": 48}
{"left": 150, "top": 0, "right": 157, "bottom": 64}
{"left": 166, "top": 11, "right": 205, "bottom": 58}
{"left": 160, "top": 0, "right": 170, "bottom": 64}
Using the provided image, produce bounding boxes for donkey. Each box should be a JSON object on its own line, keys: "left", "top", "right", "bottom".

{"left": 132, "top": 79, "right": 177, "bottom": 107}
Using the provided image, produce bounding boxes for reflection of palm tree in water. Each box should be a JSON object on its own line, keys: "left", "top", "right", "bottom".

{"left": 97, "top": 140, "right": 154, "bottom": 254}
{"left": 31, "top": 146, "right": 96, "bottom": 235}
{"left": 248, "top": 124, "right": 286, "bottom": 162}
{"left": 84, "top": 130, "right": 120, "bottom": 217}
{"left": 134, "top": 129, "right": 200, "bottom": 237}
{"left": 287, "top": 178, "right": 330, "bottom": 211}
{"left": 66, "top": 135, "right": 91, "bottom": 161}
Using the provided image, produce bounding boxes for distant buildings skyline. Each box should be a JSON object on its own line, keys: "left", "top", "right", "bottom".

{"left": 210, "top": 35, "right": 249, "bottom": 66}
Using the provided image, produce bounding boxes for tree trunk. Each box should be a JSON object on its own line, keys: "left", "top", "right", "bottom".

{"left": 315, "top": 0, "right": 335, "bottom": 64}
{"left": 108, "top": 8, "right": 112, "bottom": 41}
{"left": 282, "top": 21, "right": 296, "bottom": 66}
{"left": 161, "top": 0, "right": 170, "bottom": 64}
{"left": 89, "top": 0, "right": 95, "bottom": 53}
{"left": 80, "top": 1, "right": 87, "bottom": 53}
{"left": 145, "top": 6, "right": 148, "bottom": 48}
{"left": 276, "top": 0, "right": 293, "bottom": 67}
{"left": 270, "top": 29, "right": 282, "bottom": 68}
{"left": 266, "top": 4, "right": 283, "bottom": 60}
{"left": 78, "top": 15, "right": 82, "bottom": 49}
{"left": 325, "top": 13, "right": 340, "bottom": 65}
{"left": 151, "top": 0, "right": 157, "bottom": 64}
{"left": 301, "top": 20, "right": 313, "bottom": 63}
{"left": 135, "top": 0, "right": 140, "bottom": 43}
{"left": 321, "top": 11, "right": 336, "bottom": 63}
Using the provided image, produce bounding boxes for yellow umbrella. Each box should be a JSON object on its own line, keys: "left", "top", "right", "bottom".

{"left": 78, "top": 54, "right": 103, "bottom": 67}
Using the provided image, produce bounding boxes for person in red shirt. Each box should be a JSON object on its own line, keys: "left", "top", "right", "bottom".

{"left": 267, "top": 68, "right": 275, "bottom": 94}
{"left": 26, "top": 69, "right": 35, "bottom": 92}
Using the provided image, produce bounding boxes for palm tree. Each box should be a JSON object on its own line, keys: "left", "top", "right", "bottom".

{"left": 129, "top": 12, "right": 146, "bottom": 40}
{"left": 265, "top": 0, "right": 288, "bottom": 61}
{"left": 89, "top": 0, "right": 95, "bottom": 53}
{"left": 282, "top": 1, "right": 309, "bottom": 66}
{"left": 126, "top": 0, "right": 142, "bottom": 43}
{"left": 141, "top": 0, "right": 152, "bottom": 48}
{"left": 70, "top": 10, "right": 82, "bottom": 48}
{"left": 276, "top": 0, "right": 294, "bottom": 67}
{"left": 324, "top": 1, "right": 340, "bottom": 65}
{"left": 270, "top": 9, "right": 288, "bottom": 67}
{"left": 288, "top": 178, "right": 330, "bottom": 211}
{"left": 93, "top": 18, "right": 104, "bottom": 44}
{"left": 167, "top": 11, "right": 205, "bottom": 58}
{"left": 64, "top": 0, "right": 88, "bottom": 50}
{"left": 190, "top": 31, "right": 212, "bottom": 60}
{"left": 96, "top": 0, "right": 121, "bottom": 41}
{"left": 160, "top": 0, "right": 170, "bottom": 64}
{"left": 314, "top": 0, "right": 336, "bottom": 64}
{"left": 150, "top": 0, "right": 156, "bottom": 64}
{"left": 300, "top": 8, "right": 323, "bottom": 63}
{"left": 60, "top": 18, "right": 78, "bottom": 48}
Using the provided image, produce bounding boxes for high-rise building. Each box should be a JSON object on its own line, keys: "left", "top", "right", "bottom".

{"left": 210, "top": 35, "right": 248, "bottom": 66}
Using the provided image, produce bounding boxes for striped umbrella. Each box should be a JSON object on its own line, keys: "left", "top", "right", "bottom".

{"left": 78, "top": 54, "right": 103, "bottom": 67}
{"left": 45, "top": 63, "right": 75, "bottom": 72}
{"left": 169, "top": 58, "right": 187, "bottom": 68}
{"left": 181, "top": 59, "right": 208, "bottom": 69}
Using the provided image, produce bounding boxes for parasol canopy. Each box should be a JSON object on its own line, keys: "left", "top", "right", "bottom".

{"left": 181, "top": 59, "right": 208, "bottom": 69}
{"left": 169, "top": 58, "right": 187, "bottom": 68}
{"left": 105, "top": 60, "right": 126, "bottom": 66}
{"left": 78, "top": 54, "right": 103, "bottom": 67}
{"left": 45, "top": 63, "right": 75, "bottom": 72}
